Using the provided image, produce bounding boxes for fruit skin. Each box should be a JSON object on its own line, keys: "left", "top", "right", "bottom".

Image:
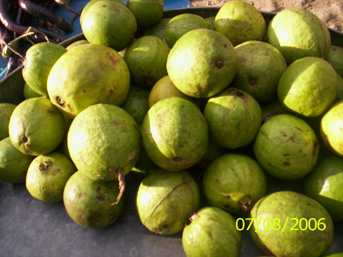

{"left": 204, "top": 88, "right": 262, "bottom": 149}
{"left": 328, "top": 45, "right": 343, "bottom": 77}
{"left": 267, "top": 9, "right": 331, "bottom": 63}
{"left": 9, "top": 97, "right": 66, "bottom": 156}
{"left": 323, "top": 253, "right": 343, "bottom": 257}
{"left": 205, "top": 16, "right": 215, "bottom": 30}
{"left": 123, "top": 86, "right": 149, "bottom": 124}
{"left": 66, "top": 40, "right": 88, "bottom": 50}
{"left": 128, "top": 0, "right": 163, "bottom": 28}
{"left": 165, "top": 13, "right": 208, "bottom": 47}
{"left": 305, "top": 155, "right": 343, "bottom": 221}
{"left": 278, "top": 57, "right": 338, "bottom": 117}
{"left": 26, "top": 153, "right": 76, "bottom": 203}
{"left": 234, "top": 41, "right": 287, "bottom": 103}
{"left": 144, "top": 18, "right": 170, "bottom": 40}
{"left": 0, "top": 103, "right": 16, "bottom": 140}
{"left": 321, "top": 102, "right": 343, "bottom": 157}
{"left": 251, "top": 191, "right": 334, "bottom": 257}
{"left": 215, "top": 0, "right": 266, "bottom": 46}
{"left": 254, "top": 114, "right": 319, "bottom": 180}
{"left": 23, "top": 83, "right": 41, "bottom": 99}
{"left": 0, "top": 138, "right": 33, "bottom": 183}
{"left": 80, "top": 0, "right": 137, "bottom": 51}
{"left": 22, "top": 42, "right": 66, "bottom": 96}
{"left": 48, "top": 44, "right": 130, "bottom": 117}
{"left": 68, "top": 104, "right": 140, "bottom": 181}
{"left": 182, "top": 207, "right": 241, "bottom": 257}
{"left": 136, "top": 171, "right": 200, "bottom": 235}
{"left": 149, "top": 76, "right": 189, "bottom": 107}
{"left": 124, "top": 36, "right": 169, "bottom": 87}
{"left": 142, "top": 97, "right": 208, "bottom": 171}
{"left": 203, "top": 154, "right": 266, "bottom": 215}
{"left": 167, "top": 29, "right": 237, "bottom": 98}
{"left": 64, "top": 171, "right": 124, "bottom": 228}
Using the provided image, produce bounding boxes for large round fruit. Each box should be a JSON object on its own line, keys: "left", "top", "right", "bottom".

{"left": 128, "top": 0, "right": 163, "bottom": 28}
{"left": 0, "top": 103, "right": 16, "bottom": 140}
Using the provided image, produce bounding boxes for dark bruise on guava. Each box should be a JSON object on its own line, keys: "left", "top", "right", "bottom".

{"left": 128, "top": 0, "right": 163, "bottom": 28}
{"left": 123, "top": 86, "right": 149, "bottom": 124}
{"left": 0, "top": 103, "right": 16, "bottom": 140}
{"left": 136, "top": 171, "right": 200, "bottom": 235}
{"left": 64, "top": 171, "right": 124, "bottom": 228}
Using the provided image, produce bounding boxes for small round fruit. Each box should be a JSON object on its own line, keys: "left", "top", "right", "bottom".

{"left": 182, "top": 207, "right": 241, "bottom": 257}
{"left": 0, "top": 138, "right": 33, "bottom": 183}
{"left": 136, "top": 171, "right": 200, "bottom": 235}
{"left": 328, "top": 45, "right": 343, "bottom": 77}
{"left": 123, "top": 86, "right": 149, "bottom": 124}
{"left": 167, "top": 29, "right": 237, "bottom": 98}
{"left": 278, "top": 57, "right": 338, "bottom": 117}
{"left": 26, "top": 153, "right": 75, "bottom": 202}
{"left": 128, "top": 0, "right": 163, "bottom": 28}
{"left": 23, "top": 84, "right": 41, "bottom": 99}
{"left": 267, "top": 9, "right": 331, "bottom": 63}
{"left": 254, "top": 114, "right": 319, "bottom": 180}
{"left": 80, "top": 0, "right": 137, "bottom": 51}
{"left": 9, "top": 97, "right": 66, "bottom": 156}
{"left": 251, "top": 191, "right": 334, "bottom": 257}
{"left": 64, "top": 171, "right": 124, "bottom": 228}
{"left": 203, "top": 154, "right": 267, "bottom": 214}
{"left": 0, "top": 103, "right": 16, "bottom": 140}
{"left": 205, "top": 88, "right": 261, "bottom": 149}
{"left": 215, "top": 0, "right": 266, "bottom": 45}
{"left": 142, "top": 97, "right": 208, "bottom": 171}
{"left": 124, "top": 36, "right": 169, "bottom": 87}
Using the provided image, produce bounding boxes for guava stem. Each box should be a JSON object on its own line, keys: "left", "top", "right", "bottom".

{"left": 114, "top": 173, "right": 126, "bottom": 205}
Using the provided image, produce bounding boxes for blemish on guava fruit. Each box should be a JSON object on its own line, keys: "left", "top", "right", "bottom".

{"left": 283, "top": 161, "right": 290, "bottom": 166}
{"left": 108, "top": 53, "right": 118, "bottom": 66}
{"left": 55, "top": 96, "right": 65, "bottom": 107}
{"left": 96, "top": 186, "right": 105, "bottom": 201}
{"left": 173, "top": 156, "right": 183, "bottom": 162}
{"left": 21, "top": 135, "right": 28, "bottom": 143}
{"left": 39, "top": 160, "right": 53, "bottom": 171}
{"left": 215, "top": 59, "right": 224, "bottom": 69}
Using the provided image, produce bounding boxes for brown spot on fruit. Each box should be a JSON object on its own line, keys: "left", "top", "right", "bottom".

{"left": 55, "top": 96, "right": 65, "bottom": 107}
{"left": 39, "top": 160, "right": 53, "bottom": 171}
{"left": 215, "top": 59, "right": 224, "bottom": 69}
{"left": 21, "top": 135, "right": 28, "bottom": 143}
{"left": 283, "top": 161, "right": 290, "bottom": 166}
{"left": 173, "top": 156, "right": 183, "bottom": 162}
{"left": 108, "top": 53, "right": 118, "bottom": 66}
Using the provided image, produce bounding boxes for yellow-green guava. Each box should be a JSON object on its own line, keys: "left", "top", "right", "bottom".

{"left": 123, "top": 86, "right": 149, "bottom": 124}
{"left": 128, "top": 0, "right": 164, "bottom": 28}
{"left": 0, "top": 103, "right": 16, "bottom": 140}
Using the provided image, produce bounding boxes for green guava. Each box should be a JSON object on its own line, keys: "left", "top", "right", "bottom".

{"left": 261, "top": 101, "right": 288, "bottom": 122}
{"left": 149, "top": 76, "right": 189, "bottom": 107}
{"left": 64, "top": 171, "right": 124, "bottom": 228}
{"left": 278, "top": 57, "right": 338, "bottom": 117}
{"left": 9, "top": 97, "right": 66, "bottom": 156}
{"left": 23, "top": 83, "right": 41, "bottom": 99}
{"left": 66, "top": 40, "right": 88, "bottom": 50}
{"left": 234, "top": 41, "right": 287, "bottom": 103}
{"left": 203, "top": 154, "right": 267, "bottom": 214}
{"left": 144, "top": 18, "right": 170, "bottom": 41}
{"left": 136, "top": 171, "right": 200, "bottom": 235}
{"left": 251, "top": 191, "right": 334, "bottom": 257}
{"left": 80, "top": 0, "right": 137, "bottom": 51}
{"left": 142, "top": 97, "right": 208, "bottom": 171}
{"left": 205, "top": 16, "right": 215, "bottom": 30}
{"left": 48, "top": 44, "right": 130, "bottom": 117}
{"left": 267, "top": 9, "right": 331, "bottom": 63}
{"left": 182, "top": 207, "right": 241, "bottom": 257}
{"left": 254, "top": 114, "right": 319, "bottom": 180}
{"left": 215, "top": 0, "right": 266, "bottom": 46}
{"left": 204, "top": 88, "right": 262, "bottom": 149}
{"left": 123, "top": 86, "right": 149, "bottom": 124}
{"left": 26, "top": 153, "right": 75, "bottom": 203}
{"left": 22, "top": 42, "right": 66, "bottom": 96}
{"left": 167, "top": 29, "right": 237, "bottom": 98}
{"left": 124, "top": 36, "right": 169, "bottom": 87}
{"left": 328, "top": 45, "right": 343, "bottom": 77}
{"left": 0, "top": 103, "right": 16, "bottom": 140}
{"left": 321, "top": 102, "right": 343, "bottom": 157}
{"left": 0, "top": 138, "right": 33, "bottom": 183}
{"left": 305, "top": 155, "right": 343, "bottom": 221}
{"left": 128, "top": 0, "right": 163, "bottom": 28}
{"left": 164, "top": 13, "right": 208, "bottom": 46}
{"left": 324, "top": 253, "right": 343, "bottom": 257}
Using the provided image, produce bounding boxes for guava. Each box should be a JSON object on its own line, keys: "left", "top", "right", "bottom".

{"left": 167, "top": 29, "right": 237, "bottom": 98}
{"left": 328, "top": 45, "right": 343, "bottom": 77}
{"left": 182, "top": 207, "right": 241, "bottom": 257}
{"left": 203, "top": 154, "right": 266, "bottom": 214}
{"left": 254, "top": 114, "right": 319, "bottom": 180}
{"left": 0, "top": 138, "right": 33, "bottom": 183}
{"left": 66, "top": 40, "right": 88, "bottom": 50}
{"left": 142, "top": 97, "right": 208, "bottom": 171}
{"left": 278, "top": 57, "right": 338, "bottom": 117}
{"left": 123, "top": 86, "right": 149, "bottom": 124}
{"left": 128, "top": 0, "right": 163, "bottom": 28}
{"left": 136, "top": 171, "right": 200, "bottom": 235}
{"left": 165, "top": 13, "right": 208, "bottom": 47}
{"left": 267, "top": 9, "right": 331, "bottom": 63}
{"left": 0, "top": 103, "right": 16, "bottom": 140}
{"left": 144, "top": 18, "right": 170, "bottom": 41}
{"left": 26, "top": 153, "right": 75, "bottom": 203}
{"left": 262, "top": 101, "right": 288, "bottom": 122}
{"left": 23, "top": 83, "right": 41, "bottom": 99}
{"left": 9, "top": 97, "right": 66, "bottom": 156}
{"left": 251, "top": 191, "right": 334, "bottom": 257}
{"left": 64, "top": 171, "right": 124, "bottom": 228}
{"left": 324, "top": 253, "right": 343, "bottom": 257}
{"left": 305, "top": 155, "right": 343, "bottom": 221}
{"left": 215, "top": 0, "right": 266, "bottom": 46}
{"left": 124, "top": 36, "right": 169, "bottom": 87}
{"left": 234, "top": 41, "right": 287, "bottom": 103}
{"left": 149, "top": 76, "right": 189, "bottom": 107}
{"left": 80, "top": 0, "right": 137, "bottom": 51}
{"left": 321, "top": 102, "right": 343, "bottom": 157}
{"left": 205, "top": 16, "right": 215, "bottom": 30}
{"left": 48, "top": 44, "right": 130, "bottom": 117}
{"left": 22, "top": 42, "right": 66, "bottom": 96}
{"left": 204, "top": 88, "right": 262, "bottom": 149}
